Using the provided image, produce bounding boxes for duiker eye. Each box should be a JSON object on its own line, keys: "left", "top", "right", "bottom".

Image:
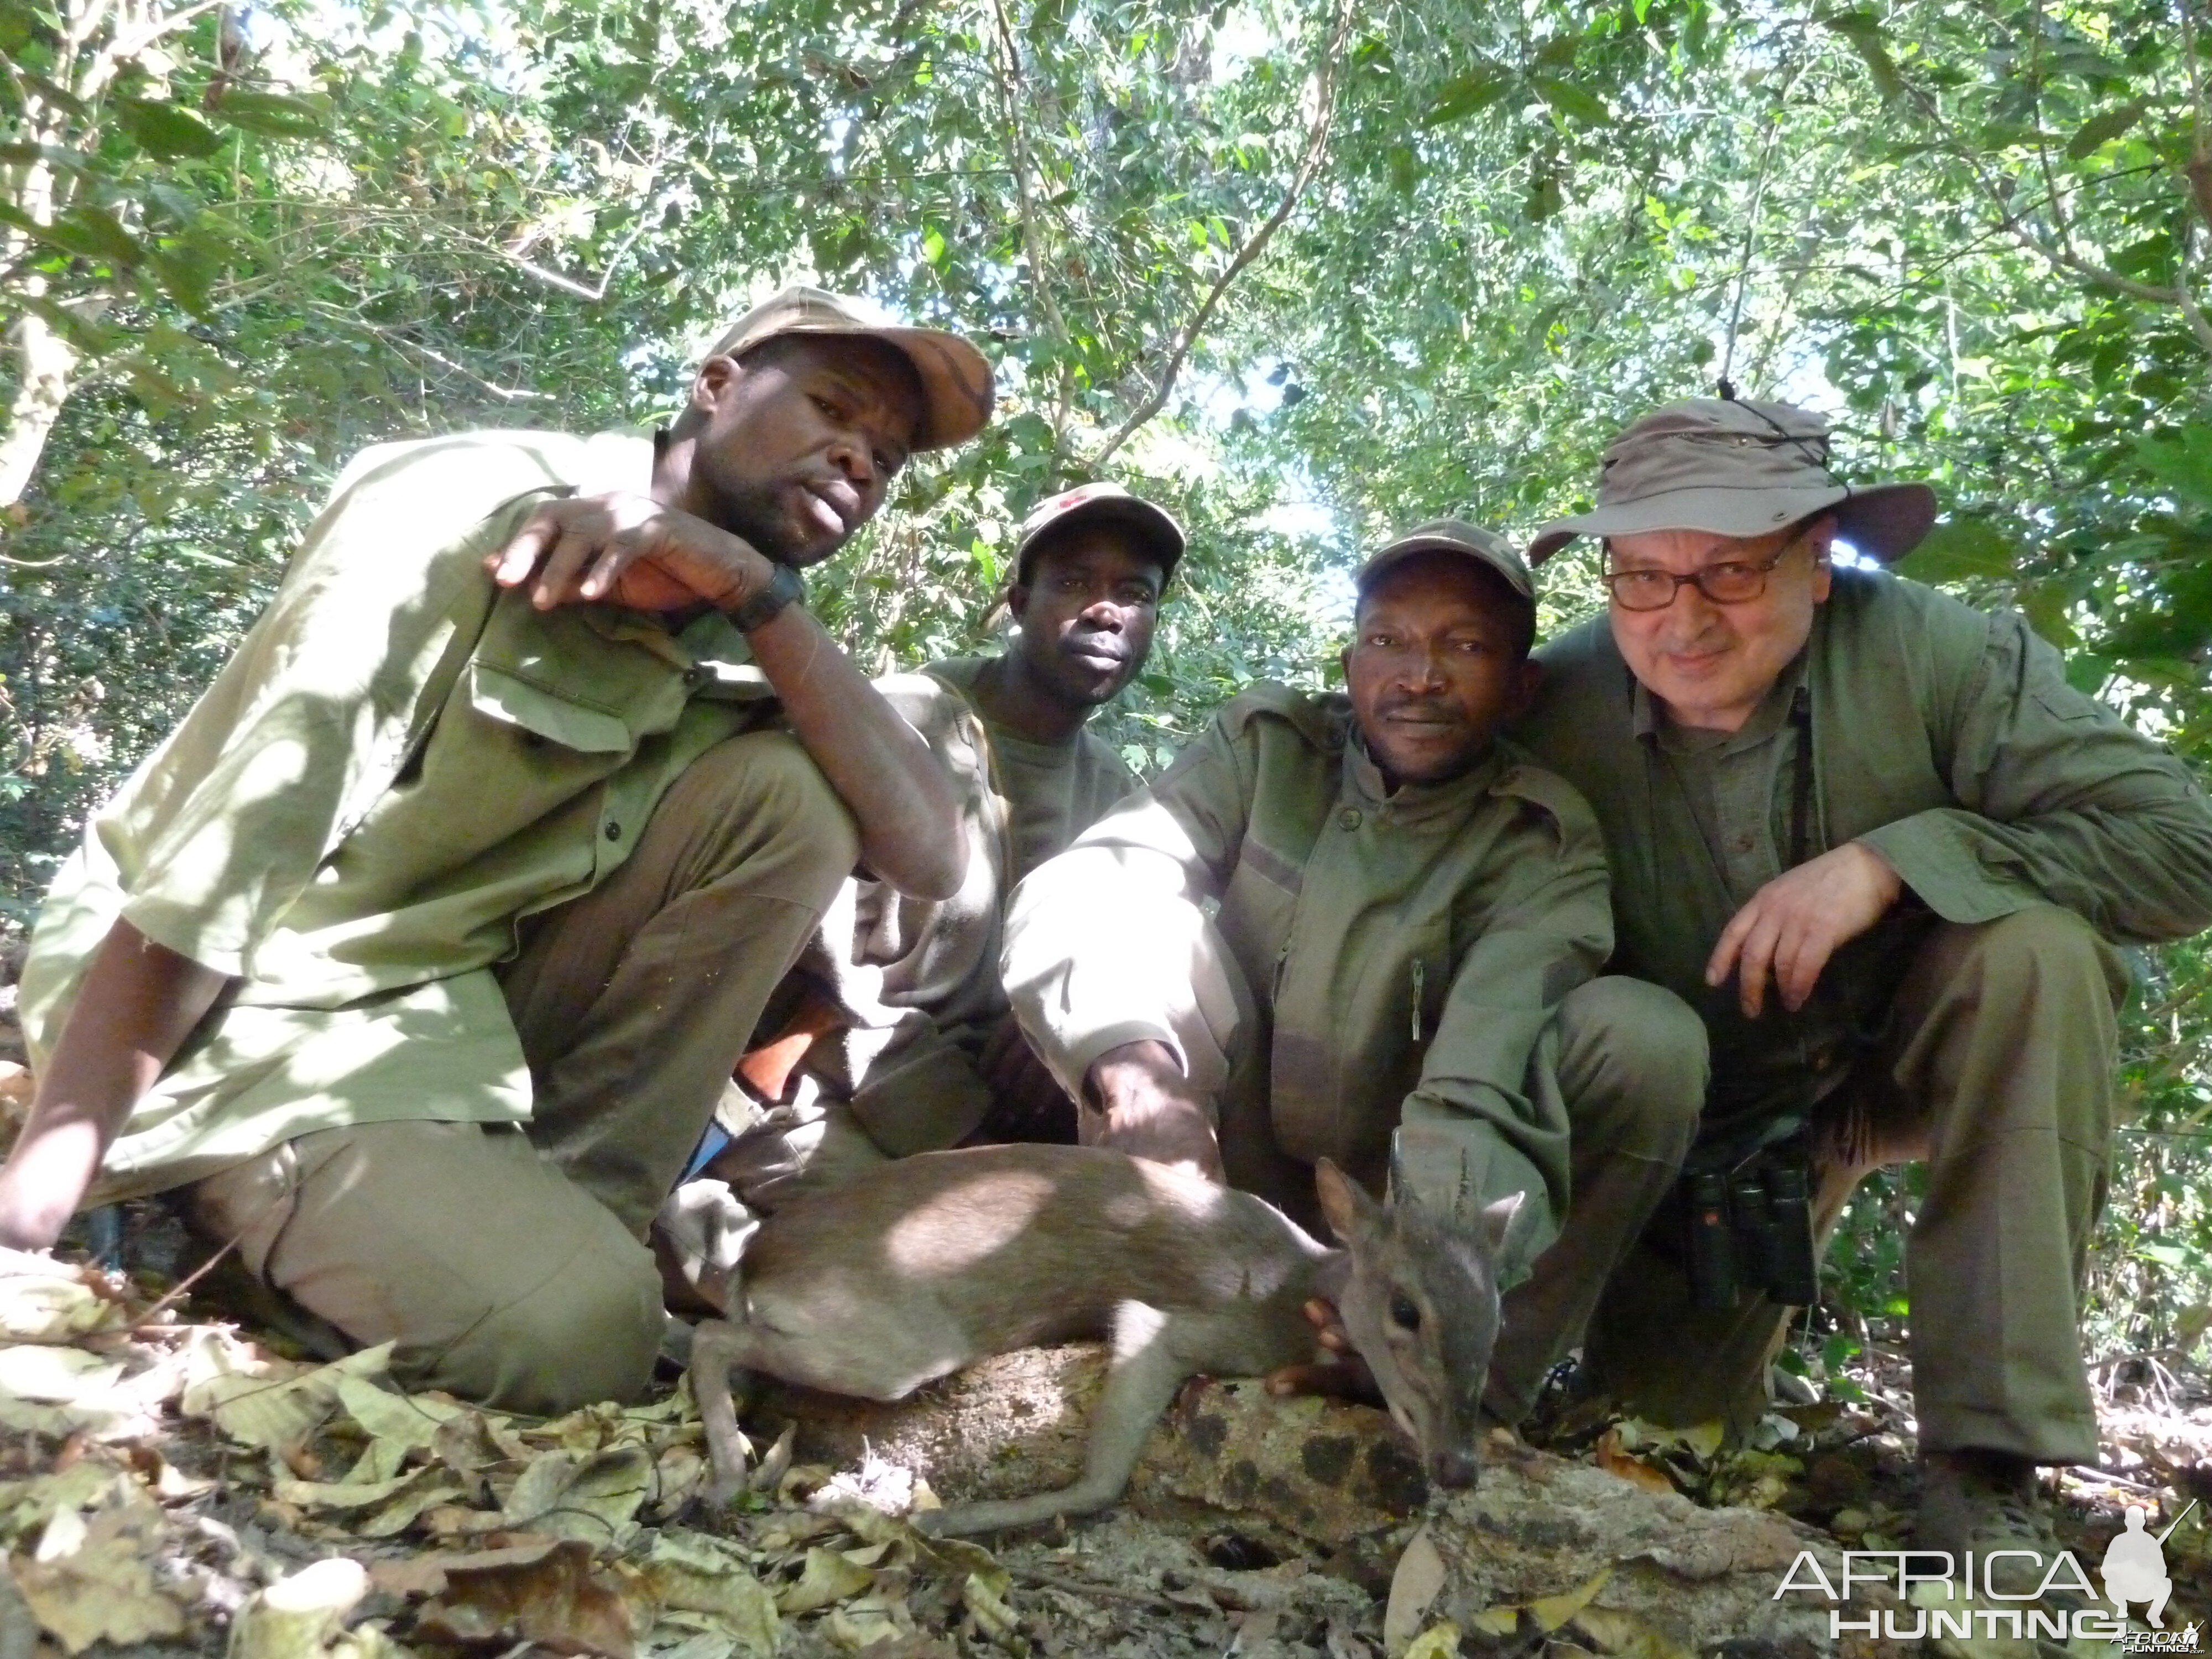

{"left": 1390, "top": 1295, "right": 1421, "bottom": 1332}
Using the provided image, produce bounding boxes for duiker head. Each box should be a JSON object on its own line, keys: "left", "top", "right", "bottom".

{"left": 1314, "top": 1158, "right": 1519, "bottom": 1491}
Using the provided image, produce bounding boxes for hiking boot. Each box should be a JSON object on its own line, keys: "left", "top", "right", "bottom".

{"left": 1914, "top": 1449, "right": 2081, "bottom": 1604}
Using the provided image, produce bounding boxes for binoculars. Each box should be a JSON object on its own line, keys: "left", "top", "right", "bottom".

{"left": 1680, "top": 1157, "right": 1819, "bottom": 1311}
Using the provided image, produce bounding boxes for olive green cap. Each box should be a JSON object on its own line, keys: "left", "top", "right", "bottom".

{"left": 1010, "top": 481, "right": 1186, "bottom": 585}
{"left": 1356, "top": 519, "right": 1534, "bottom": 604}
{"left": 704, "top": 284, "right": 995, "bottom": 451}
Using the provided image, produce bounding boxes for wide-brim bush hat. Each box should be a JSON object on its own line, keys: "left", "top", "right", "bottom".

{"left": 1527, "top": 398, "right": 1938, "bottom": 565}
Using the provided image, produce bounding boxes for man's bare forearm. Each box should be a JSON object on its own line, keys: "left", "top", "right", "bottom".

{"left": 0, "top": 921, "right": 231, "bottom": 1249}
{"left": 745, "top": 602, "right": 966, "bottom": 900}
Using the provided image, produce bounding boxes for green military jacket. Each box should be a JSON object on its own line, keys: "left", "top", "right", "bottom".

{"left": 792, "top": 657, "right": 1136, "bottom": 1156}
{"left": 1004, "top": 683, "right": 1613, "bottom": 1260}
{"left": 20, "top": 430, "right": 779, "bottom": 1199}
{"left": 1516, "top": 567, "right": 2212, "bottom": 1129}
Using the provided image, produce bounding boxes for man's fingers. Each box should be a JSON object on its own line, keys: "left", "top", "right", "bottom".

{"left": 1265, "top": 1360, "right": 1381, "bottom": 1403}
{"left": 1733, "top": 907, "right": 1787, "bottom": 1019}
{"left": 1705, "top": 901, "right": 1757, "bottom": 990}
{"left": 532, "top": 525, "right": 605, "bottom": 609}
{"left": 490, "top": 514, "right": 560, "bottom": 586}
{"left": 1776, "top": 918, "right": 1840, "bottom": 1013}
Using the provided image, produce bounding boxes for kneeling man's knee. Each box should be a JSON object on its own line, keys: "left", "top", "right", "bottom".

{"left": 404, "top": 1246, "right": 665, "bottom": 1416}
{"left": 1954, "top": 904, "right": 2126, "bottom": 1010}
{"left": 1556, "top": 976, "right": 1708, "bottom": 1161}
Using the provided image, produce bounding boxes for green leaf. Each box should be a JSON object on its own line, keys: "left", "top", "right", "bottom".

{"left": 117, "top": 98, "right": 225, "bottom": 161}
{"left": 2136, "top": 426, "right": 2212, "bottom": 514}
{"left": 1422, "top": 69, "right": 1509, "bottom": 128}
{"left": 206, "top": 89, "right": 329, "bottom": 140}
{"left": 18, "top": 293, "right": 123, "bottom": 356}
{"left": 1821, "top": 13, "right": 1903, "bottom": 103}
{"left": 1533, "top": 77, "right": 1610, "bottom": 125}
{"left": 36, "top": 203, "right": 144, "bottom": 268}
{"left": 2065, "top": 100, "right": 2146, "bottom": 159}
{"left": 0, "top": 142, "right": 90, "bottom": 173}
{"left": 147, "top": 244, "right": 219, "bottom": 315}
{"left": 1893, "top": 518, "right": 2017, "bottom": 584}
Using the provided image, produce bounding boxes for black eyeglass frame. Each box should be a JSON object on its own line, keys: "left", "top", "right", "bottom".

{"left": 1599, "top": 533, "right": 1820, "bottom": 612}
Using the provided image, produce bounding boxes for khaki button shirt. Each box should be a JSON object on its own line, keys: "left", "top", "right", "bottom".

{"left": 1004, "top": 683, "right": 1613, "bottom": 1261}
{"left": 1516, "top": 567, "right": 2212, "bottom": 1129}
{"left": 20, "top": 429, "right": 778, "bottom": 1200}
{"left": 791, "top": 656, "right": 1138, "bottom": 1156}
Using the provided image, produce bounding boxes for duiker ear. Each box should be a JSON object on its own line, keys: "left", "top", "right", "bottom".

{"left": 1314, "top": 1159, "right": 1386, "bottom": 1245}
{"left": 1480, "top": 1191, "right": 1526, "bottom": 1256}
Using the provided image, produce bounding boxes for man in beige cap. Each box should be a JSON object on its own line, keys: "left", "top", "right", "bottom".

{"left": 1002, "top": 523, "right": 1704, "bottom": 1392}
{"left": 696, "top": 481, "right": 1187, "bottom": 1202}
{"left": 0, "top": 286, "right": 995, "bottom": 1411}
{"left": 1515, "top": 396, "right": 2212, "bottom": 1574}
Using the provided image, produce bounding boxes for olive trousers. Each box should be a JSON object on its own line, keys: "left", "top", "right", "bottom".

{"left": 1574, "top": 905, "right": 2124, "bottom": 1464}
{"left": 182, "top": 731, "right": 860, "bottom": 1415}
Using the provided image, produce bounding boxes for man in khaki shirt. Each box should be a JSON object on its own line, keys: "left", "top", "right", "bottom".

{"left": 1004, "top": 525, "right": 1706, "bottom": 1410}
{"left": 1516, "top": 396, "right": 2212, "bottom": 1576}
{"left": 707, "top": 483, "right": 1185, "bottom": 1202}
{"left": 2, "top": 287, "right": 994, "bottom": 1412}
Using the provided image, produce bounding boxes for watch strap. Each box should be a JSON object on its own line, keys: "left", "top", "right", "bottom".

{"left": 728, "top": 561, "right": 805, "bottom": 633}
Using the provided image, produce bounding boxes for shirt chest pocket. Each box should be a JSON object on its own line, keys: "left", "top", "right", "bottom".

{"left": 468, "top": 662, "right": 636, "bottom": 753}
{"left": 1402, "top": 912, "right": 1453, "bottom": 1047}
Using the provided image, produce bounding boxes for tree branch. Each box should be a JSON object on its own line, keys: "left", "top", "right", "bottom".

{"left": 988, "top": 0, "right": 1078, "bottom": 455}
{"left": 1088, "top": 0, "right": 1359, "bottom": 471}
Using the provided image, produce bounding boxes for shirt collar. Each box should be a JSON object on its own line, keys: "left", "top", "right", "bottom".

{"left": 1344, "top": 727, "right": 1510, "bottom": 817}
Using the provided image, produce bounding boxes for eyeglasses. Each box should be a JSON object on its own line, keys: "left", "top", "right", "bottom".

{"left": 1601, "top": 540, "right": 1806, "bottom": 612}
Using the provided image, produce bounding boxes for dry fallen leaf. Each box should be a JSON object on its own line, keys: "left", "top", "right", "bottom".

{"left": 637, "top": 1530, "right": 778, "bottom": 1657}
{"left": 1526, "top": 1566, "right": 1611, "bottom": 1634}
{"left": 0, "top": 1251, "right": 128, "bottom": 1345}
{"left": 776, "top": 1545, "right": 875, "bottom": 1616}
{"left": 1594, "top": 1427, "right": 1677, "bottom": 1495}
{"left": 415, "top": 1537, "right": 634, "bottom": 1659}
{"left": 1572, "top": 1604, "right": 1697, "bottom": 1658}
{"left": 11, "top": 1501, "right": 188, "bottom": 1654}
{"left": 185, "top": 1341, "right": 393, "bottom": 1454}
{"left": 1404, "top": 1621, "right": 1461, "bottom": 1659}
{"left": 227, "top": 1557, "right": 369, "bottom": 1659}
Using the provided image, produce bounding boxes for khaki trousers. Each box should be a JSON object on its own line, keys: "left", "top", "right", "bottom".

{"left": 185, "top": 731, "right": 860, "bottom": 1415}
{"left": 1580, "top": 905, "right": 2122, "bottom": 1464}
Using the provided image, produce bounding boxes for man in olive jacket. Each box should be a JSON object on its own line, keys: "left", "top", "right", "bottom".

{"left": 1514, "top": 395, "right": 2212, "bottom": 1571}
{"left": 1004, "top": 523, "right": 1704, "bottom": 1345}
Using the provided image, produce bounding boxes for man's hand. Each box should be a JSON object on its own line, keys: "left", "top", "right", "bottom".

{"left": 1265, "top": 1297, "right": 1382, "bottom": 1402}
{"left": 487, "top": 492, "right": 776, "bottom": 615}
{"left": 1705, "top": 840, "right": 1903, "bottom": 1018}
{"left": 1082, "top": 1039, "right": 1224, "bottom": 1181}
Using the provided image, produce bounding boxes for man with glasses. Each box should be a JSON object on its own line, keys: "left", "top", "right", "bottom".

{"left": 1510, "top": 396, "right": 2212, "bottom": 1579}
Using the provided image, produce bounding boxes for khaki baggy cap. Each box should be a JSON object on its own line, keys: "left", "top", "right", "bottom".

{"left": 1010, "top": 480, "right": 1187, "bottom": 583}
{"left": 1357, "top": 518, "right": 1535, "bottom": 604}
{"left": 1527, "top": 398, "right": 1938, "bottom": 565}
{"left": 705, "top": 285, "right": 995, "bottom": 452}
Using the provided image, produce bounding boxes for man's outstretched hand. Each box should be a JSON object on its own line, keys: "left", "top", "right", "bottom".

{"left": 488, "top": 491, "right": 777, "bottom": 615}
{"left": 1082, "top": 1040, "right": 1224, "bottom": 1182}
{"left": 1265, "top": 1297, "right": 1382, "bottom": 1402}
{"left": 1705, "top": 839, "right": 1903, "bottom": 1018}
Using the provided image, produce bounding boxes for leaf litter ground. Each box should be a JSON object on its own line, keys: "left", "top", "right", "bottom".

{"left": 0, "top": 1022, "right": 2208, "bottom": 1658}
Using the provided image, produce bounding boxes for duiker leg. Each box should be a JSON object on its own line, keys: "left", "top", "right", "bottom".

{"left": 926, "top": 1301, "right": 1192, "bottom": 1536}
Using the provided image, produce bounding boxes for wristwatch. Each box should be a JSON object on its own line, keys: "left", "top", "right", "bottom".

{"left": 728, "top": 561, "right": 805, "bottom": 633}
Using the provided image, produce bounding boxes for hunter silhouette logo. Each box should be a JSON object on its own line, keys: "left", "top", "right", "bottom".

{"left": 2105, "top": 1501, "right": 2196, "bottom": 1630}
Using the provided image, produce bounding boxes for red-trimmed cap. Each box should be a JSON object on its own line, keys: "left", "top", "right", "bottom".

{"left": 1010, "top": 481, "right": 1186, "bottom": 583}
